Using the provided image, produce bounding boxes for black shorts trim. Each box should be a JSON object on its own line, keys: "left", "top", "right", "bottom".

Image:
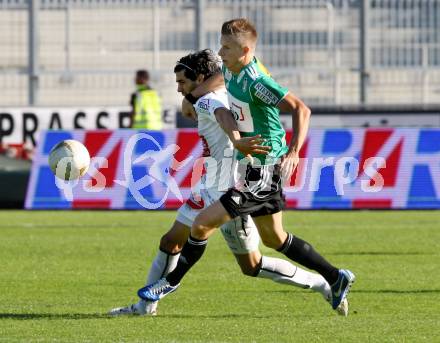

{"left": 220, "top": 187, "right": 285, "bottom": 219}
{"left": 220, "top": 163, "right": 285, "bottom": 218}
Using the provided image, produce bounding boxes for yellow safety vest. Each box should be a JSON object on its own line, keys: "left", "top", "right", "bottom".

{"left": 132, "top": 88, "right": 163, "bottom": 130}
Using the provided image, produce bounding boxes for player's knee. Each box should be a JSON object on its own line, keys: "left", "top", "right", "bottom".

{"left": 260, "top": 235, "right": 284, "bottom": 249}
{"left": 192, "top": 217, "right": 213, "bottom": 237}
{"left": 159, "top": 233, "right": 182, "bottom": 254}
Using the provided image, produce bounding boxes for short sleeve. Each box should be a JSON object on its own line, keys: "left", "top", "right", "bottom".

{"left": 249, "top": 76, "right": 288, "bottom": 106}
{"left": 195, "top": 92, "right": 229, "bottom": 122}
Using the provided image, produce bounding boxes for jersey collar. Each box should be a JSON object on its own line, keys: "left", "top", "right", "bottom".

{"left": 235, "top": 57, "right": 258, "bottom": 83}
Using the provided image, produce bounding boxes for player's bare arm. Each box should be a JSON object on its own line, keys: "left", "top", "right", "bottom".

{"left": 191, "top": 72, "right": 224, "bottom": 97}
{"left": 181, "top": 72, "right": 224, "bottom": 109}
{"left": 214, "top": 107, "right": 271, "bottom": 156}
{"left": 277, "top": 92, "right": 311, "bottom": 179}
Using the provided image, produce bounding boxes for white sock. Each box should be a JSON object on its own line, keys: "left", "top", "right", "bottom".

{"left": 257, "top": 256, "right": 331, "bottom": 301}
{"left": 136, "top": 249, "right": 180, "bottom": 313}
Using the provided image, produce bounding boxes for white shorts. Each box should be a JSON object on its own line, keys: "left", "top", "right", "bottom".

{"left": 176, "top": 187, "right": 260, "bottom": 254}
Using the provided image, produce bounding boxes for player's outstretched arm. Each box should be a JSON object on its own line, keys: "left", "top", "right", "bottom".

{"left": 277, "top": 92, "right": 311, "bottom": 179}
{"left": 181, "top": 73, "right": 224, "bottom": 110}
{"left": 214, "top": 107, "right": 270, "bottom": 156}
{"left": 191, "top": 72, "right": 224, "bottom": 97}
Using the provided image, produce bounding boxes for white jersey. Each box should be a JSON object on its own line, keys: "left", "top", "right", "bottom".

{"left": 176, "top": 88, "right": 260, "bottom": 255}
{"left": 194, "top": 88, "right": 235, "bottom": 192}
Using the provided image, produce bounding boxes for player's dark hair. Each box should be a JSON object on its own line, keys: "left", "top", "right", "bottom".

{"left": 174, "top": 49, "right": 221, "bottom": 81}
{"left": 221, "top": 18, "right": 257, "bottom": 42}
{"left": 136, "top": 69, "right": 149, "bottom": 81}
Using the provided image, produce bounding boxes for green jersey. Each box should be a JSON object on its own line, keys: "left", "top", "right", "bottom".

{"left": 222, "top": 58, "right": 289, "bottom": 165}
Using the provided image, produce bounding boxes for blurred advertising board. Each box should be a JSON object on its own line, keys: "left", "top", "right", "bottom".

{"left": 0, "top": 107, "right": 175, "bottom": 148}
{"left": 25, "top": 128, "right": 440, "bottom": 209}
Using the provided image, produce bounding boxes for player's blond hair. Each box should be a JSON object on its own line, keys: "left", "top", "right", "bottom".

{"left": 221, "top": 18, "right": 257, "bottom": 49}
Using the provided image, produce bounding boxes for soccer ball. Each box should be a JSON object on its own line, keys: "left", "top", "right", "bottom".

{"left": 49, "top": 139, "right": 90, "bottom": 181}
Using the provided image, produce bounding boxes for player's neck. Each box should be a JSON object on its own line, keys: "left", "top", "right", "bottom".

{"left": 230, "top": 55, "right": 254, "bottom": 74}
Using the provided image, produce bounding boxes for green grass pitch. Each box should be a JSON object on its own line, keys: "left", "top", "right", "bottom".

{"left": 0, "top": 210, "right": 439, "bottom": 342}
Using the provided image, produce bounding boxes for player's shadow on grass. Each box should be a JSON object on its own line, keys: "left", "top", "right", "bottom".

{"left": 329, "top": 251, "right": 433, "bottom": 256}
{"left": 267, "top": 289, "right": 440, "bottom": 295}
{"left": 0, "top": 313, "right": 276, "bottom": 320}
{"left": 152, "top": 314, "right": 277, "bottom": 319}
{"left": 353, "top": 289, "right": 440, "bottom": 294}
{"left": 0, "top": 313, "right": 108, "bottom": 320}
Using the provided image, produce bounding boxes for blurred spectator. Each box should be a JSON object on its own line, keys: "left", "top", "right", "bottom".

{"left": 0, "top": 143, "right": 33, "bottom": 160}
{"left": 130, "top": 69, "right": 163, "bottom": 130}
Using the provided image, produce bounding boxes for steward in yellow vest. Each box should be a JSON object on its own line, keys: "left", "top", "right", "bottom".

{"left": 130, "top": 70, "right": 163, "bottom": 130}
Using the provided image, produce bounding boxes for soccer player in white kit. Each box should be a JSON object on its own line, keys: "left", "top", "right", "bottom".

{"left": 109, "top": 50, "right": 337, "bottom": 316}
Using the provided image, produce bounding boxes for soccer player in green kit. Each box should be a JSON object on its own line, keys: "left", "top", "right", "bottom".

{"left": 139, "top": 18, "right": 355, "bottom": 316}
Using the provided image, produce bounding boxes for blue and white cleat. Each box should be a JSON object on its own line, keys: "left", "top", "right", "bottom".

{"left": 335, "top": 298, "right": 349, "bottom": 317}
{"left": 330, "top": 269, "right": 355, "bottom": 310}
{"left": 138, "top": 278, "right": 179, "bottom": 302}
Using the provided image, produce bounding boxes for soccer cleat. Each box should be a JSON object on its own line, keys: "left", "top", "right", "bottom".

{"left": 108, "top": 301, "right": 157, "bottom": 317}
{"left": 335, "top": 297, "right": 349, "bottom": 317}
{"left": 330, "top": 269, "right": 355, "bottom": 310}
{"left": 108, "top": 303, "right": 147, "bottom": 316}
{"left": 324, "top": 289, "right": 348, "bottom": 316}
{"left": 137, "top": 278, "right": 179, "bottom": 302}
{"left": 145, "top": 301, "right": 158, "bottom": 315}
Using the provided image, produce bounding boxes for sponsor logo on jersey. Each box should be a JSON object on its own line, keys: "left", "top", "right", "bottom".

{"left": 227, "top": 94, "right": 254, "bottom": 132}
{"left": 197, "top": 99, "right": 210, "bottom": 114}
{"left": 231, "top": 103, "right": 245, "bottom": 121}
{"left": 254, "top": 82, "right": 279, "bottom": 105}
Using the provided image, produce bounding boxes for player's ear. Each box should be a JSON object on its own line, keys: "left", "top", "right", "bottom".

{"left": 196, "top": 74, "right": 205, "bottom": 84}
{"left": 243, "top": 46, "right": 250, "bottom": 55}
